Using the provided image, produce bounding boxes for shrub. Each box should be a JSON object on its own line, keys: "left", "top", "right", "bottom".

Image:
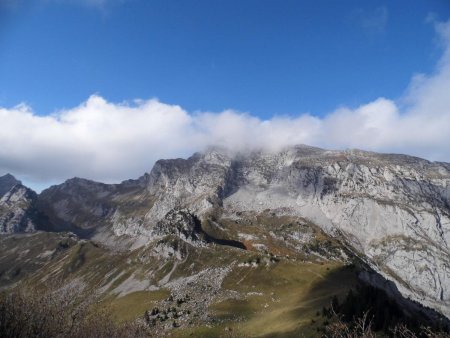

{"left": 0, "top": 282, "right": 152, "bottom": 338}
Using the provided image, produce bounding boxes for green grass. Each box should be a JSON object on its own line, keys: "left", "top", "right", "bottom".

{"left": 173, "top": 325, "right": 238, "bottom": 338}
{"left": 203, "top": 261, "right": 357, "bottom": 338}
{"left": 167, "top": 261, "right": 357, "bottom": 338}
{"left": 1, "top": 215, "right": 360, "bottom": 338}
{"left": 0, "top": 232, "right": 78, "bottom": 286}
{"left": 105, "top": 289, "right": 170, "bottom": 322}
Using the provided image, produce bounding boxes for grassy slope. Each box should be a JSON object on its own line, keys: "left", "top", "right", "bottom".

{"left": 0, "top": 232, "right": 78, "bottom": 286}
{"left": 104, "top": 289, "right": 170, "bottom": 323}
{"left": 17, "top": 238, "right": 356, "bottom": 337}
{"left": 170, "top": 214, "right": 357, "bottom": 337}
{"left": 176, "top": 262, "right": 356, "bottom": 338}
{"left": 0, "top": 214, "right": 359, "bottom": 337}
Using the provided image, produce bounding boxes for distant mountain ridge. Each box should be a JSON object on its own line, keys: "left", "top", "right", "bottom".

{"left": 1, "top": 145, "right": 449, "bottom": 322}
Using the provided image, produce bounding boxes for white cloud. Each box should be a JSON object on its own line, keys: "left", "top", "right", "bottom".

{"left": 1, "top": 20, "right": 450, "bottom": 190}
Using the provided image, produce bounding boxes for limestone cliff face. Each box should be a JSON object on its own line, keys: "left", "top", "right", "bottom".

{"left": 143, "top": 150, "right": 232, "bottom": 221}
{"left": 0, "top": 174, "right": 38, "bottom": 234}
{"left": 138, "top": 146, "right": 450, "bottom": 317}
{"left": 218, "top": 147, "right": 450, "bottom": 318}
{"left": 32, "top": 146, "right": 450, "bottom": 317}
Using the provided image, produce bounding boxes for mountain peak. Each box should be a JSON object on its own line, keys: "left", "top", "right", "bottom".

{"left": 0, "top": 173, "right": 19, "bottom": 182}
{"left": 0, "top": 173, "right": 21, "bottom": 197}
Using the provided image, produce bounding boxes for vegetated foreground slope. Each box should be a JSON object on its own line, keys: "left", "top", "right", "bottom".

{"left": 0, "top": 145, "right": 449, "bottom": 336}
{"left": 1, "top": 214, "right": 361, "bottom": 337}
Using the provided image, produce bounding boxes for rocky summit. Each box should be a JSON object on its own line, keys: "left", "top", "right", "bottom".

{"left": 0, "top": 174, "right": 39, "bottom": 234}
{"left": 1, "top": 145, "right": 450, "bottom": 337}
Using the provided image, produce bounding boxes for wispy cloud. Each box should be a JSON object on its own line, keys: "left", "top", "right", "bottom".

{"left": 1, "top": 19, "right": 450, "bottom": 189}
{"left": 353, "top": 6, "right": 389, "bottom": 34}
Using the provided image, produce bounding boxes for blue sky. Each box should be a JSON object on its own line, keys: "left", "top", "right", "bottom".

{"left": 1, "top": 1, "right": 450, "bottom": 191}
{"left": 1, "top": 0, "right": 448, "bottom": 117}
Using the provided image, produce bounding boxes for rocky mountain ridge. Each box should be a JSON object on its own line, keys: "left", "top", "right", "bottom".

{"left": 1, "top": 145, "right": 449, "bottom": 322}
{"left": 0, "top": 174, "right": 39, "bottom": 234}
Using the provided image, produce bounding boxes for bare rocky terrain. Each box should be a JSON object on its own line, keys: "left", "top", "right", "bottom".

{"left": 0, "top": 145, "right": 449, "bottom": 336}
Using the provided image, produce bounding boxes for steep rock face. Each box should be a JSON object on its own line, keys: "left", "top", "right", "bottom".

{"left": 116, "top": 146, "right": 450, "bottom": 317}
{"left": 37, "top": 178, "right": 118, "bottom": 233}
{"left": 36, "top": 151, "right": 232, "bottom": 238}
{"left": 37, "top": 175, "right": 155, "bottom": 237}
{"left": 144, "top": 150, "right": 232, "bottom": 221}
{"left": 152, "top": 209, "right": 207, "bottom": 246}
{"left": 218, "top": 147, "right": 450, "bottom": 318}
{"left": 32, "top": 146, "right": 450, "bottom": 318}
{"left": 0, "top": 174, "right": 38, "bottom": 234}
{"left": 0, "top": 174, "right": 20, "bottom": 197}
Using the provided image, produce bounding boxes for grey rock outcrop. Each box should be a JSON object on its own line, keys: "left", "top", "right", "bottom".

{"left": 151, "top": 209, "right": 208, "bottom": 247}
{"left": 36, "top": 176, "right": 152, "bottom": 236}
{"left": 0, "top": 174, "right": 38, "bottom": 234}
{"left": 141, "top": 146, "right": 450, "bottom": 318}
{"left": 0, "top": 173, "right": 20, "bottom": 197}
{"left": 33, "top": 146, "right": 450, "bottom": 318}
